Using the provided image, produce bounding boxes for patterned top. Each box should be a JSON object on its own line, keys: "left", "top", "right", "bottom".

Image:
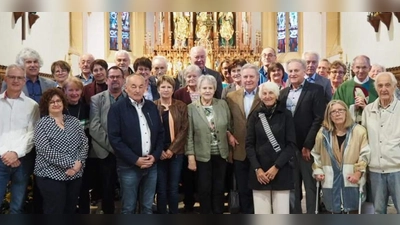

{"left": 34, "top": 114, "right": 89, "bottom": 181}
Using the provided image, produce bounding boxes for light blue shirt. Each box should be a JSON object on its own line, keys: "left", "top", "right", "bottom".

{"left": 305, "top": 73, "right": 316, "bottom": 83}
{"left": 144, "top": 85, "right": 153, "bottom": 101}
{"left": 75, "top": 74, "right": 94, "bottom": 86}
{"left": 244, "top": 88, "right": 257, "bottom": 118}
{"left": 286, "top": 80, "right": 305, "bottom": 116}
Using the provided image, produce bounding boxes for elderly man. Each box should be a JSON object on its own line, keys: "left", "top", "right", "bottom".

{"left": 226, "top": 63, "right": 262, "bottom": 214}
{"left": 0, "top": 64, "right": 40, "bottom": 213}
{"left": 114, "top": 50, "right": 134, "bottom": 78}
{"left": 1, "top": 48, "right": 56, "bottom": 103}
{"left": 302, "top": 51, "right": 332, "bottom": 103}
{"left": 362, "top": 72, "right": 400, "bottom": 214}
{"left": 333, "top": 55, "right": 378, "bottom": 124}
{"left": 258, "top": 47, "right": 288, "bottom": 85}
{"left": 152, "top": 56, "right": 168, "bottom": 81}
{"left": 279, "top": 59, "right": 325, "bottom": 214}
{"left": 75, "top": 53, "right": 95, "bottom": 85}
{"left": 368, "top": 63, "right": 385, "bottom": 80}
{"left": 133, "top": 57, "right": 160, "bottom": 101}
{"left": 107, "top": 74, "right": 164, "bottom": 214}
{"left": 175, "top": 46, "right": 223, "bottom": 98}
{"left": 90, "top": 66, "right": 126, "bottom": 214}
{"left": 316, "top": 59, "right": 331, "bottom": 78}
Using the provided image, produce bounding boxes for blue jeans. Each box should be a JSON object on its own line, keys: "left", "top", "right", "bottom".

{"left": 0, "top": 157, "right": 31, "bottom": 214}
{"left": 118, "top": 164, "right": 157, "bottom": 214}
{"left": 156, "top": 154, "right": 183, "bottom": 214}
{"left": 370, "top": 171, "right": 400, "bottom": 214}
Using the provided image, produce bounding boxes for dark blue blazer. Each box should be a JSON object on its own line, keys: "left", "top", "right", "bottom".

{"left": 107, "top": 97, "right": 164, "bottom": 167}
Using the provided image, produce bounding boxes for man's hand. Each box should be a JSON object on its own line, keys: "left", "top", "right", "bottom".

{"left": 10, "top": 160, "right": 21, "bottom": 168}
{"left": 165, "top": 150, "right": 173, "bottom": 159}
{"left": 160, "top": 151, "right": 168, "bottom": 160}
{"left": 355, "top": 96, "right": 367, "bottom": 109}
{"left": 301, "top": 147, "right": 311, "bottom": 161}
{"left": 315, "top": 174, "right": 325, "bottom": 181}
{"left": 1, "top": 151, "right": 19, "bottom": 166}
{"left": 228, "top": 133, "right": 239, "bottom": 148}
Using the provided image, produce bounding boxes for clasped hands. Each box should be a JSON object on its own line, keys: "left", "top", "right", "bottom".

{"left": 66, "top": 160, "right": 82, "bottom": 176}
{"left": 135, "top": 155, "right": 155, "bottom": 169}
{"left": 256, "top": 166, "right": 279, "bottom": 185}
{"left": 1, "top": 151, "right": 20, "bottom": 167}
{"left": 160, "top": 149, "right": 173, "bottom": 160}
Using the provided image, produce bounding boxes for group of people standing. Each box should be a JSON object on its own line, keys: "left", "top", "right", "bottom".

{"left": 0, "top": 45, "right": 399, "bottom": 215}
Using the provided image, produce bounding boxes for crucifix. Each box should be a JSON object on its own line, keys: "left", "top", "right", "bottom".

{"left": 13, "top": 12, "right": 40, "bottom": 40}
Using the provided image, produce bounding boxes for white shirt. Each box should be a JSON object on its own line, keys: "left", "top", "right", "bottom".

{"left": 130, "top": 97, "right": 151, "bottom": 156}
{"left": 0, "top": 92, "right": 40, "bottom": 158}
{"left": 244, "top": 88, "right": 256, "bottom": 118}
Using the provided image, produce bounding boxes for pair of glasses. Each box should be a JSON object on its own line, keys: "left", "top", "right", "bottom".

{"left": 7, "top": 76, "right": 25, "bottom": 81}
{"left": 330, "top": 108, "right": 346, "bottom": 115}
{"left": 49, "top": 99, "right": 63, "bottom": 105}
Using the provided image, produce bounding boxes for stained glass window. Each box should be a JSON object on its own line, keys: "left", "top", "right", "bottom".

{"left": 109, "top": 12, "right": 118, "bottom": 50}
{"left": 289, "top": 12, "right": 298, "bottom": 52}
{"left": 277, "top": 12, "right": 286, "bottom": 53}
{"left": 121, "top": 12, "right": 131, "bottom": 51}
{"left": 277, "top": 12, "right": 299, "bottom": 53}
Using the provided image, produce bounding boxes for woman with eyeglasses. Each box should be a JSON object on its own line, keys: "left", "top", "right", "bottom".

{"left": 51, "top": 60, "right": 71, "bottom": 89}
{"left": 329, "top": 61, "right": 346, "bottom": 95}
{"left": 34, "top": 88, "right": 88, "bottom": 214}
{"left": 311, "top": 99, "right": 370, "bottom": 214}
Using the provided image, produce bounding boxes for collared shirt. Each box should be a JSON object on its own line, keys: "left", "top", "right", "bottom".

{"left": 286, "top": 80, "right": 305, "bottom": 116}
{"left": 75, "top": 73, "right": 94, "bottom": 86}
{"left": 109, "top": 92, "right": 124, "bottom": 105}
{"left": 130, "top": 97, "right": 151, "bottom": 156}
{"left": 144, "top": 85, "right": 154, "bottom": 101}
{"left": 0, "top": 92, "right": 40, "bottom": 158}
{"left": 244, "top": 88, "right": 257, "bottom": 118}
{"left": 304, "top": 73, "right": 316, "bottom": 83}
{"left": 26, "top": 77, "right": 42, "bottom": 103}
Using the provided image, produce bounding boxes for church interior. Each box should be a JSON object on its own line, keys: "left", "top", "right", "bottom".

{"left": 0, "top": 12, "right": 400, "bottom": 83}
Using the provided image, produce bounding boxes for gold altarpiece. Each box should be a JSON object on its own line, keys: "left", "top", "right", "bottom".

{"left": 144, "top": 12, "right": 262, "bottom": 76}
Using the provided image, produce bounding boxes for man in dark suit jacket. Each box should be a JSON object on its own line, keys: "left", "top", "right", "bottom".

{"left": 175, "top": 46, "right": 223, "bottom": 99}
{"left": 279, "top": 59, "right": 326, "bottom": 214}
{"left": 303, "top": 51, "right": 332, "bottom": 103}
{"left": 108, "top": 75, "right": 164, "bottom": 214}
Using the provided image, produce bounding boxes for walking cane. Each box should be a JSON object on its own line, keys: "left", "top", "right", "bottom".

{"left": 315, "top": 181, "right": 320, "bottom": 214}
{"left": 358, "top": 184, "right": 363, "bottom": 214}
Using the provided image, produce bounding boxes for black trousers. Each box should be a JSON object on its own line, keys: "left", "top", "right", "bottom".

{"left": 36, "top": 177, "right": 82, "bottom": 214}
{"left": 99, "top": 154, "right": 117, "bottom": 214}
{"left": 181, "top": 155, "right": 196, "bottom": 210}
{"left": 196, "top": 155, "right": 227, "bottom": 214}
{"left": 78, "top": 158, "right": 101, "bottom": 214}
{"left": 233, "top": 159, "right": 254, "bottom": 214}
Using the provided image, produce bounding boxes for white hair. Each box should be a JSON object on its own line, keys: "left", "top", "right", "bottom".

{"left": 152, "top": 55, "right": 168, "bottom": 66}
{"left": 190, "top": 46, "right": 207, "bottom": 57}
{"left": 15, "top": 48, "right": 43, "bottom": 68}
{"left": 5, "top": 64, "right": 25, "bottom": 77}
{"left": 374, "top": 72, "right": 397, "bottom": 90}
{"left": 371, "top": 63, "right": 386, "bottom": 72}
{"left": 259, "top": 81, "right": 280, "bottom": 99}
{"left": 302, "top": 51, "right": 320, "bottom": 62}
{"left": 114, "top": 50, "right": 130, "bottom": 59}
{"left": 286, "top": 58, "right": 307, "bottom": 71}
{"left": 197, "top": 74, "right": 216, "bottom": 91}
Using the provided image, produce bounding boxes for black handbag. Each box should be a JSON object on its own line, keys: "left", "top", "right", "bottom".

{"left": 228, "top": 173, "right": 240, "bottom": 214}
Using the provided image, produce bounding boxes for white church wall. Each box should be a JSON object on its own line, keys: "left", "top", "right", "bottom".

{"left": 341, "top": 12, "right": 400, "bottom": 68}
{"left": 302, "top": 12, "right": 324, "bottom": 58}
{"left": 86, "top": 12, "right": 105, "bottom": 60}
{"left": 0, "top": 12, "right": 70, "bottom": 74}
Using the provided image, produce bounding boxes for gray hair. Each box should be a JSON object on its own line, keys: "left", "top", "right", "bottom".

{"left": 183, "top": 65, "right": 202, "bottom": 79}
{"left": 190, "top": 46, "right": 207, "bottom": 57}
{"left": 15, "top": 48, "right": 43, "bottom": 68}
{"left": 374, "top": 72, "right": 397, "bottom": 90}
{"left": 197, "top": 74, "right": 216, "bottom": 91}
{"left": 353, "top": 55, "right": 371, "bottom": 66}
{"left": 152, "top": 56, "right": 168, "bottom": 66}
{"left": 241, "top": 63, "right": 260, "bottom": 76}
{"left": 371, "top": 63, "right": 386, "bottom": 72}
{"left": 302, "top": 51, "right": 320, "bottom": 62}
{"left": 5, "top": 64, "right": 25, "bottom": 77}
{"left": 114, "top": 50, "right": 130, "bottom": 59}
{"left": 259, "top": 81, "right": 280, "bottom": 99}
{"left": 286, "top": 58, "right": 307, "bottom": 71}
{"left": 79, "top": 53, "right": 95, "bottom": 61}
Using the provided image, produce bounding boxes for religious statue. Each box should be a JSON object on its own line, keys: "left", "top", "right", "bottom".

{"left": 195, "top": 12, "right": 211, "bottom": 40}
{"left": 218, "top": 12, "right": 235, "bottom": 47}
{"left": 173, "top": 12, "right": 190, "bottom": 48}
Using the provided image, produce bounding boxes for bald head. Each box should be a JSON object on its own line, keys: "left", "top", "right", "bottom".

{"left": 190, "top": 46, "right": 207, "bottom": 70}
{"left": 79, "top": 53, "right": 95, "bottom": 76}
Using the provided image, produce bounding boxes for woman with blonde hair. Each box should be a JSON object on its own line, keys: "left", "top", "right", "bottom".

{"left": 311, "top": 99, "right": 370, "bottom": 214}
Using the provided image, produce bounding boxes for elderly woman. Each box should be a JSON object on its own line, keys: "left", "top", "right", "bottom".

{"left": 34, "top": 88, "right": 88, "bottom": 214}
{"left": 329, "top": 60, "right": 346, "bottom": 94}
{"left": 51, "top": 60, "right": 71, "bottom": 88}
{"left": 267, "top": 62, "right": 286, "bottom": 90}
{"left": 368, "top": 63, "right": 385, "bottom": 80}
{"left": 221, "top": 59, "right": 247, "bottom": 99}
{"left": 63, "top": 77, "right": 92, "bottom": 213}
{"left": 312, "top": 99, "right": 370, "bottom": 214}
{"left": 174, "top": 65, "right": 201, "bottom": 105}
{"left": 186, "top": 75, "right": 232, "bottom": 214}
{"left": 246, "top": 82, "right": 296, "bottom": 214}
{"left": 154, "top": 76, "right": 188, "bottom": 214}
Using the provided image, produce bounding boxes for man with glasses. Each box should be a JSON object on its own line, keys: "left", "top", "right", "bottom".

{"left": 152, "top": 56, "right": 168, "bottom": 82}
{"left": 0, "top": 64, "right": 40, "bottom": 214}
{"left": 333, "top": 55, "right": 378, "bottom": 124}
{"left": 75, "top": 53, "right": 95, "bottom": 85}
{"left": 258, "top": 47, "right": 288, "bottom": 85}
{"left": 114, "top": 50, "right": 134, "bottom": 78}
{"left": 133, "top": 57, "right": 160, "bottom": 101}
{"left": 90, "top": 66, "right": 126, "bottom": 214}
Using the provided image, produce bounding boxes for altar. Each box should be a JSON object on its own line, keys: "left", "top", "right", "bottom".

{"left": 143, "top": 12, "right": 262, "bottom": 76}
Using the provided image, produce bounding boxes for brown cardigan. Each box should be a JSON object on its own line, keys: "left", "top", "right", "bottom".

{"left": 154, "top": 99, "right": 189, "bottom": 155}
